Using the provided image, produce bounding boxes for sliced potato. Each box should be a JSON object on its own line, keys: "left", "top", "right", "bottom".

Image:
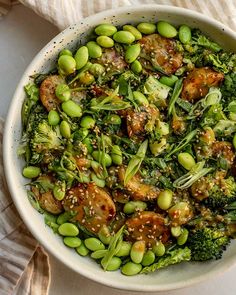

{"left": 63, "top": 183, "right": 116, "bottom": 233}
{"left": 126, "top": 211, "right": 169, "bottom": 247}
{"left": 40, "top": 75, "right": 65, "bottom": 111}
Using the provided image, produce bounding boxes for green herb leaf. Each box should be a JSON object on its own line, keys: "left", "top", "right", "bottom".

{"left": 168, "top": 78, "right": 183, "bottom": 116}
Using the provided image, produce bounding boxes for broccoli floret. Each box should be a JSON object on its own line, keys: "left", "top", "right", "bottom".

{"left": 187, "top": 228, "right": 230, "bottom": 261}
{"left": 221, "top": 73, "right": 236, "bottom": 102}
{"left": 31, "top": 120, "right": 63, "bottom": 153}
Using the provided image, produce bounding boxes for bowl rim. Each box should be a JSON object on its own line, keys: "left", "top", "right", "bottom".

{"left": 3, "top": 4, "right": 236, "bottom": 292}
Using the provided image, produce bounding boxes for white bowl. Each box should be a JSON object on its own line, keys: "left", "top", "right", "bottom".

{"left": 3, "top": 5, "right": 236, "bottom": 292}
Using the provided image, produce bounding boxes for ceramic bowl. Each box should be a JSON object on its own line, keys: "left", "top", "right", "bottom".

{"left": 3, "top": 5, "right": 236, "bottom": 292}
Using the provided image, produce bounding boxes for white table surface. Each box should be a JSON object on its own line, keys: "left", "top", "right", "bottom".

{"left": 1, "top": 4, "right": 236, "bottom": 295}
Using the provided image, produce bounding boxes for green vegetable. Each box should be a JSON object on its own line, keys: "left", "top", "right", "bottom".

{"left": 91, "top": 249, "right": 108, "bottom": 259}
{"left": 95, "top": 24, "right": 117, "bottom": 36}
{"left": 80, "top": 116, "right": 95, "bottom": 129}
{"left": 131, "top": 60, "right": 142, "bottom": 74}
{"left": 121, "top": 262, "right": 142, "bottom": 276}
{"left": 113, "top": 31, "right": 135, "bottom": 44}
{"left": 86, "top": 41, "right": 102, "bottom": 58}
{"left": 159, "top": 75, "right": 178, "bottom": 87}
{"left": 101, "top": 256, "right": 122, "bottom": 271}
{"left": 48, "top": 110, "right": 60, "bottom": 126}
{"left": 96, "top": 36, "right": 114, "bottom": 48}
{"left": 142, "top": 250, "right": 155, "bottom": 266}
{"left": 177, "top": 228, "right": 189, "bottom": 246}
{"left": 116, "top": 241, "right": 131, "bottom": 257}
{"left": 61, "top": 100, "right": 82, "bottom": 118}
{"left": 123, "top": 201, "right": 147, "bottom": 214}
{"left": 137, "top": 22, "right": 156, "bottom": 34}
{"left": 64, "top": 237, "right": 82, "bottom": 248}
{"left": 58, "top": 223, "right": 79, "bottom": 236}
{"left": 157, "top": 21, "right": 177, "bottom": 38}
{"left": 111, "top": 145, "right": 122, "bottom": 165}
{"left": 152, "top": 242, "right": 165, "bottom": 257}
{"left": 178, "top": 152, "right": 196, "bottom": 171}
{"left": 84, "top": 237, "right": 105, "bottom": 251}
{"left": 157, "top": 189, "right": 173, "bottom": 210}
{"left": 178, "top": 25, "right": 191, "bottom": 44}
{"left": 168, "top": 78, "right": 183, "bottom": 116}
{"left": 58, "top": 55, "right": 76, "bottom": 75}
{"left": 123, "top": 25, "right": 142, "bottom": 40}
{"left": 55, "top": 84, "right": 71, "bottom": 101}
{"left": 76, "top": 241, "right": 90, "bottom": 256}
{"left": 60, "top": 120, "right": 71, "bottom": 138}
{"left": 74, "top": 46, "right": 89, "bottom": 70}
{"left": 125, "top": 44, "right": 141, "bottom": 63}
{"left": 23, "top": 166, "right": 41, "bottom": 178}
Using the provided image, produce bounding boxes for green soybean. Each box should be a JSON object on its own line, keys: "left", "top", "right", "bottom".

{"left": 91, "top": 172, "right": 105, "bottom": 188}
{"left": 86, "top": 41, "right": 102, "bottom": 58}
{"left": 58, "top": 55, "right": 76, "bottom": 75}
{"left": 153, "top": 241, "right": 165, "bottom": 257}
{"left": 125, "top": 44, "right": 141, "bottom": 63}
{"left": 59, "top": 49, "right": 73, "bottom": 57}
{"left": 89, "top": 63, "right": 105, "bottom": 76}
{"left": 53, "top": 182, "right": 66, "bottom": 201}
{"left": 123, "top": 201, "right": 147, "bottom": 214}
{"left": 82, "top": 137, "right": 93, "bottom": 154}
{"left": 61, "top": 100, "right": 82, "bottom": 118}
{"left": 131, "top": 60, "right": 142, "bottom": 74}
{"left": 101, "top": 256, "right": 122, "bottom": 271}
{"left": 105, "top": 114, "right": 121, "bottom": 125}
{"left": 80, "top": 116, "right": 95, "bottom": 129}
{"left": 22, "top": 166, "right": 41, "bottom": 178}
{"left": 95, "top": 24, "right": 117, "bottom": 36}
{"left": 141, "top": 250, "right": 155, "bottom": 266}
{"left": 113, "top": 31, "right": 135, "bottom": 44}
{"left": 130, "top": 241, "right": 145, "bottom": 264}
{"left": 178, "top": 152, "right": 196, "bottom": 170}
{"left": 98, "top": 225, "right": 111, "bottom": 245}
{"left": 58, "top": 223, "right": 79, "bottom": 236}
{"left": 123, "top": 25, "right": 142, "bottom": 40}
{"left": 157, "top": 189, "right": 173, "bottom": 210}
{"left": 171, "top": 226, "right": 182, "bottom": 237}
{"left": 60, "top": 121, "right": 71, "bottom": 138}
{"left": 74, "top": 46, "right": 89, "bottom": 70}
{"left": 133, "top": 91, "right": 149, "bottom": 106}
{"left": 76, "top": 241, "right": 90, "bottom": 256}
{"left": 116, "top": 241, "right": 132, "bottom": 257}
{"left": 84, "top": 237, "right": 105, "bottom": 251}
{"left": 48, "top": 110, "right": 60, "bottom": 126}
{"left": 121, "top": 262, "right": 142, "bottom": 276}
{"left": 64, "top": 237, "right": 82, "bottom": 248}
{"left": 92, "top": 151, "right": 112, "bottom": 167}
{"left": 55, "top": 84, "right": 71, "bottom": 102}
{"left": 157, "top": 21, "right": 177, "bottom": 38}
{"left": 159, "top": 75, "right": 178, "bottom": 87}
{"left": 91, "top": 249, "right": 108, "bottom": 259}
{"left": 137, "top": 22, "right": 156, "bottom": 34}
{"left": 111, "top": 145, "right": 122, "bottom": 165}
{"left": 57, "top": 211, "right": 76, "bottom": 225}
{"left": 179, "top": 25, "right": 192, "bottom": 44}
{"left": 177, "top": 228, "right": 189, "bottom": 245}
{"left": 233, "top": 134, "right": 236, "bottom": 149}
{"left": 96, "top": 36, "right": 114, "bottom": 48}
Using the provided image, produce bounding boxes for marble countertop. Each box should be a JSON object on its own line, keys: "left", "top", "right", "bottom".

{"left": 1, "top": 4, "right": 236, "bottom": 295}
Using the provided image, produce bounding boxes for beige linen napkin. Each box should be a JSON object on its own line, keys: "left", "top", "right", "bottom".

{"left": 0, "top": 1, "right": 235, "bottom": 295}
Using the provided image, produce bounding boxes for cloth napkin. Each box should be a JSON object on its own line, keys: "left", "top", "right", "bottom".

{"left": 0, "top": 1, "right": 235, "bottom": 295}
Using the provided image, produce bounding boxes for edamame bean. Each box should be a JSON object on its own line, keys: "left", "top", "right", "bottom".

{"left": 89, "top": 63, "right": 105, "bottom": 76}
{"left": 80, "top": 116, "right": 95, "bottom": 129}
{"left": 86, "top": 41, "right": 102, "bottom": 58}
{"left": 58, "top": 223, "right": 79, "bottom": 236}
{"left": 82, "top": 137, "right": 93, "bottom": 154}
{"left": 59, "top": 49, "right": 73, "bottom": 57}
{"left": 98, "top": 225, "right": 111, "bottom": 244}
{"left": 64, "top": 237, "right": 82, "bottom": 248}
{"left": 141, "top": 250, "right": 155, "bottom": 266}
{"left": 57, "top": 211, "right": 76, "bottom": 225}
{"left": 159, "top": 75, "right": 178, "bottom": 87}
{"left": 113, "top": 31, "right": 135, "bottom": 44}
{"left": 74, "top": 46, "right": 89, "bottom": 70}
{"left": 178, "top": 152, "right": 196, "bottom": 170}
{"left": 84, "top": 237, "right": 105, "bottom": 251}
{"left": 91, "top": 172, "right": 105, "bottom": 188}
{"left": 74, "top": 128, "right": 89, "bottom": 141}
{"left": 53, "top": 182, "right": 66, "bottom": 201}
{"left": 79, "top": 71, "right": 95, "bottom": 85}
{"left": 157, "top": 189, "right": 173, "bottom": 210}
{"left": 121, "top": 262, "right": 142, "bottom": 276}
{"left": 153, "top": 241, "right": 165, "bottom": 256}
{"left": 137, "top": 22, "right": 156, "bottom": 34}
{"left": 130, "top": 241, "right": 145, "bottom": 264}
{"left": 177, "top": 228, "right": 189, "bottom": 245}
{"left": 22, "top": 166, "right": 41, "bottom": 178}
{"left": 116, "top": 241, "right": 132, "bottom": 257}
{"left": 101, "top": 256, "right": 122, "bottom": 271}
{"left": 96, "top": 36, "right": 114, "bottom": 48}
{"left": 55, "top": 84, "right": 71, "bottom": 101}
{"left": 92, "top": 151, "right": 112, "bottom": 167}
{"left": 105, "top": 114, "right": 121, "bottom": 125}
{"left": 123, "top": 201, "right": 147, "bottom": 214}
{"left": 233, "top": 134, "right": 236, "bottom": 149}
{"left": 123, "top": 25, "right": 142, "bottom": 40}
{"left": 91, "top": 249, "right": 108, "bottom": 259}
{"left": 58, "top": 55, "right": 76, "bottom": 75}
{"left": 171, "top": 226, "right": 182, "bottom": 237}
{"left": 95, "top": 24, "right": 117, "bottom": 36}
{"left": 48, "top": 110, "right": 60, "bottom": 126}
{"left": 111, "top": 145, "right": 122, "bottom": 165}
{"left": 61, "top": 100, "right": 82, "bottom": 118}
{"left": 76, "top": 241, "right": 90, "bottom": 256}
{"left": 131, "top": 60, "right": 142, "bottom": 74}
{"left": 125, "top": 44, "right": 141, "bottom": 63}
{"left": 179, "top": 25, "right": 192, "bottom": 44}
{"left": 133, "top": 91, "right": 149, "bottom": 106}
{"left": 157, "top": 21, "right": 177, "bottom": 38}
{"left": 60, "top": 121, "right": 71, "bottom": 138}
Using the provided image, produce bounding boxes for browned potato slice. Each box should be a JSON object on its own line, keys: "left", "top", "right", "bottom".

{"left": 96, "top": 48, "right": 127, "bottom": 73}
{"left": 181, "top": 67, "right": 224, "bottom": 102}
{"left": 40, "top": 75, "right": 65, "bottom": 111}
{"left": 118, "top": 166, "right": 159, "bottom": 201}
{"left": 168, "top": 202, "right": 193, "bottom": 226}
{"left": 212, "top": 141, "right": 235, "bottom": 167}
{"left": 139, "top": 34, "right": 183, "bottom": 75}
{"left": 126, "top": 211, "right": 169, "bottom": 247}
{"left": 63, "top": 183, "right": 116, "bottom": 233}
{"left": 191, "top": 177, "right": 212, "bottom": 201}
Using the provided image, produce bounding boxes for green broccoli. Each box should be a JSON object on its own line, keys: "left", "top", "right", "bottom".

{"left": 187, "top": 228, "right": 230, "bottom": 261}
{"left": 221, "top": 72, "right": 236, "bottom": 103}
